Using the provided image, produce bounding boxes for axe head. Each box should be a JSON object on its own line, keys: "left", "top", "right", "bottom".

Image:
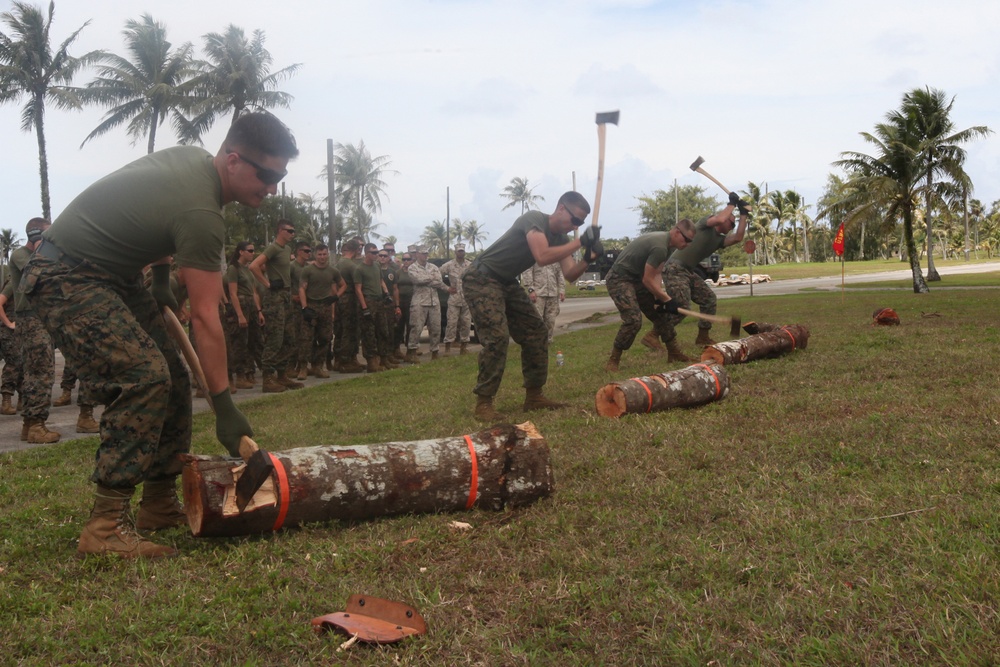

{"left": 234, "top": 449, "right": 275, "bottom": 512}
{"left": 595, "top": 110, "right": 620, "bottom": 126}
{"left": 690, "top": 156, "right": 705, "bottom": 172}
{"left": 730, "top": 316, "right": 742, "bottom": 338}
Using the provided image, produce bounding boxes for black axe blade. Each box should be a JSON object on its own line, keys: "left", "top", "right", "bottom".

{"left": 595, "top": 110, "right": 620, "bottom": 126}
{"left": 235, "top": 449, "right": 275, "bottom": 512}
{"left": 690, "top": 156, "right": 705, "bottom": 171}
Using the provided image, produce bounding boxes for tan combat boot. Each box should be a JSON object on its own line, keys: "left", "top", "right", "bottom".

{"left": 340, "top": 358, "right": 366, "bottom": 373}
{"left": 381, "top": 356, "right": 399, "bottom": 370}
{"left": 234, "top": 374, "right": 254, "bottom": 389}
{"left": 25, "top": 418, "right": 60, "bottom": 444}
{"left": 445, "top": 342, "right": 452, "bottom": 354}
{"left": 403, "top": 349, "right": 421, "bottom": 364}
{"left": 366, "top": 356, "right": 382, "bottom": 373}
{"left": 604, "top": 347, "right": 623, "bottom": 372}
{"left": 76, "top": 406, "right": 100, "bottom": 434}
{"left": 311, "top": 364, "right": 330, "bottom": 379}
{"left": 135, "top": 478, "right": 187, "bottom": 531}
{"left": 695, "top": 329, "right": 716, "bottom": 346}
{"left": 77, "top": 485, "right": 178, "bottom": 559}
{"left": 277, "top": 372, "right": 304, "bottom": 390}
{"left": 459, "top": 342, "right": 468, "bottom": 355}
{"left": 523, "top": 387, "right": 569, "bottom": 411}
{"left": 262, "top": 372, "right": 287, "bottom": 393}
{"left": 296, "top": 365, "right": 308, "bottom": 381}
{"left": 474, "top": 395, "right": 507, "bottom": 422}
{"left": 52, "top": 388, "right": 73, "bottom": 407}
{"left": 640, "top": 329, "right": 665, "bottom": 352}
{"left": 1, "top": 392, "right": 15, "bottom": 415}
{"left": 431, "top": 350, "right": 439, "bottom": 360}
{"left": 665, "top": 338, "right": 694, "bottom": 362}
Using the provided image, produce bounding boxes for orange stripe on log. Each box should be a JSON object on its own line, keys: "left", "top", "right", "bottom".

{"left": 693, "top": 363, "right": 722, "bottom": 399}
{"left": 269, "top": 453, "right": 290, "bottom": 531}
{"left": 464, "top": 435, "right": 479, "bottom": 509}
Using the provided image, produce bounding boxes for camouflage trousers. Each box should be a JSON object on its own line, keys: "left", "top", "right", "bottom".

{"left": 261, "top": 288, "right": 297, "bottom": 375}
{"left": 16, "top": 312, "right": 54, "bottom": 421}
{"left": 606, "top": 270, "right": 670, "bottom": 350}
{"left": 408, "top": 302, "right": 441, "bottom": 352}
{"left": 225, "top": 295, "right": 259, "bottom": 375}
{"left": 463, "top": 268, "right": 549, "bottom": 397}
{"left": 359, "top": 300, "right": 392, "bottom": 360}
{"left": 334, "top": 291, "right": 360, "bottom": 362}
{"left": 58, "top": 362, "right": 98, "bottom": 408}
{"left": 394, "top": 296, "right": 412, "bottom": 350}
{"left": 444, "top": 297, "right": 471, "bottom": 344}
{"left": 24, "top": 252, "right": 191, "bottom": 487}
{"left": 660, "top": 263, "right": 717, "bottom": 339}
{"left": 0, "top": 314, "right": 21, "bottom": 396}
{"left": 290, "top": 301, "right": 310, "bottom": 368}
{"left": 532, "top": 295, "right": 560, "bottom": 344}
{"left": 304, "top": 300, "right": 335, "bottom": 367}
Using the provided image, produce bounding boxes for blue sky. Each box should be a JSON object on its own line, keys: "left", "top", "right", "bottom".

{"left": 2, "top": 0, "right": 997, "bottom": 247}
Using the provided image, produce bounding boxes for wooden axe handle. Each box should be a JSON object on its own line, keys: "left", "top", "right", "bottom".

{"left": 694, "top": 167, "right": 731, "bottom": 195}
{"left": 592, "top": 123, "right": 607, "bottom": 228}
{"left": 676, "top": 306, "right": 735, "bottom": 326}
{"left": 162, "top": 307, "right": 213, "bottom": 412}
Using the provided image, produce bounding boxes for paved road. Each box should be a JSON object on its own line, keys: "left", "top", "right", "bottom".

{"left": 3, "top": 261, "right": 997, "bottom": 453}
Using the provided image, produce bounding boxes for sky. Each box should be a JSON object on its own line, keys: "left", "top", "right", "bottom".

{"left": 2, "top": 0, "right": 998, "bottom": 248}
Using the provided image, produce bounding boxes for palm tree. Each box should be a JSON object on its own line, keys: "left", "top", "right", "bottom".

{"left": 0, "top": 1, "right": 100, "bottom": 219}
{"left": 500, "top": 177, "right": 544, "bottom": 215}
{"left": 0, "top": 228, "right": 20, "bottom": 284}
{"left": 764, "top": 190, "right": 794, "bottom": 262}
{"left": 420, "top": 220, "right": 449, "bottom": 257}
{"left": 321, "top": 140, "right": 394, "bottom": 243}
{"left": 186, "top": 24, "right": 300, "bottom": 137}
{"left": 835, "top": 111, "right": 929, "bottom": 293}
{"left": 80, "top": 14, "right": 199, "bottom": 154}
{"left": 462, "top": 219, "right": 487, "bottom": 252}
{"left": 785, "top": 190, "right": 810, "bottom": 262}
{"left": 899, "top": 87, "right": 991, "bottom": 280}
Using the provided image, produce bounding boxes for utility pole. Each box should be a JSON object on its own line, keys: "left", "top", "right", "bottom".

{"left": 326, "top": 139, "right": 337, "bottom": 251}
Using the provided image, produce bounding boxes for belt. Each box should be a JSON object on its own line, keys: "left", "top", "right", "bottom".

{"left": 471, "top": 262, "right": 515, "bottom": 286}
{"left": 36, "top": 240, "right": 84, "bottom": 268}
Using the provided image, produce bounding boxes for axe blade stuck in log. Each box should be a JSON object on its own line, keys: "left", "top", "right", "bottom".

{"left": 162, "top": 307, "right": 274, "bottom": 512}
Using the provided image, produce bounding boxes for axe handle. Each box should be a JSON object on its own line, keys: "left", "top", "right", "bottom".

{"left": 694, "top": 167, "right": 731, "bottom": 195}
{"left": 592, "top": 122, "right": 607, "bottom": 228}
{"left": 676, "top": 306, "right": 735, "bottom": 326}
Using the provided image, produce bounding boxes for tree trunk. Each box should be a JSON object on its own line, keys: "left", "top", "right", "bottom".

{"left": 595, "top": 362, "right": 729, "bottom": 418}
{"left": 701, "top": 324, "right": 810, "bottom": 366}
{"left": 903, "top": 204, "right": 930, "bottom": 293}
{"left": 925, "top": 171, "right": 940, "bottom": 281}
{"left": 181, "top": 422, "right": 553, "bottom": 537}
{"left": 34, "top": 96, "right": 51, "bottom": 221}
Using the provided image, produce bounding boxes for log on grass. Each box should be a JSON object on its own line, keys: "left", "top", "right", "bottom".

{"left": 700, "top": 324, "right": 810, "bottom": 366}
{"left": 180, "top": 422, "right": 552, "bottom": 537}
{"left": 595, "top": 362, "right": 729, "bottom": 418}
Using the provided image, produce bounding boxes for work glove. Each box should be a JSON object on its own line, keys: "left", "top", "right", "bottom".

{"left": 150, "top": 264, "right": 178, "bottom": 311}
{"left": 212, "top": 389, "right": 254, "bottom": 457}
{"left": 320, "top": 295, "right": 339, "bottom": 306}
{"left": 580, "top": 225, "right": 601, "bottom": 249}
{"left": 362, "top": 307, "right": 372, "bottom": 319}
{"left": 382, "top": 293, "right": 394, "bottom": 307}
{"left": 654, "top": 299, "right": 680, "bottom": 315}
{"left": 583, "top": 240, "right": 605, "bottom": 263}
{"left": 301, "top": 306, "right": 317, "bottom": 323}
{"left": 728, "top": 191, "right": 741, "bottom": 207}
{"left": 737, "top": 199, "right": 752, "bottom": 216}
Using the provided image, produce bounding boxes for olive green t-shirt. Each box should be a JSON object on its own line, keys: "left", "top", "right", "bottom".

{"left": 8, "top": 246, "right": 32, "bottom": 314}
{"left": 45, "top": 146, "right": 225, "bottom": 278}
{"left": 396, "top": 265, "right": 413, "bottom": 299}
{"left": 263, "top": 242, "right": 292, "bottom": 286}
{"left": 477, "top": 210, "right": 570, "bottom": 282}
{"left": 225, "top": 263, "right": 257, "bottom": 300}
{"left": 610, "top": 232, "right": 675, "bottom": 281}
{"left": 352, "top": 261, "right": 384, "bottom": 301}
{"left": 667, "top": 217, "right": 727, "bottom": 270}
{"left": 290, "top": 259, "right": 307, "bottom": 292}
{"left": 301, "top": 264, "right": 341, "bottom": 302}
{"left": 336, "top": 257, "right": 357, "bottom": 288}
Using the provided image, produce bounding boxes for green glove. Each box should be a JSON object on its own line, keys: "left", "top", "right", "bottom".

{"left": 211, "top": 389, "right": 253, "bottom": 457}
{"left": 150, "top": 264, "right": 178, "bottom": 311}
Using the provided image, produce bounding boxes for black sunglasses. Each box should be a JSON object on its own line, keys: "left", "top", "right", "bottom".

{"left": 229, "top": 151, "right": 287, "bottom": 185}
{"left": 564, "top": 204, "right": 585, "bottom": 227}
{"left": 402, "top": 256, "right": 413, "bottom": 261}
{"left": 680, "top": 230, "right": 694, "bottom": 243}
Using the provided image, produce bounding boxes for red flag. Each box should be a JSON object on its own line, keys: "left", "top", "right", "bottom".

{"left": 832, "top": 222, "right": 845, "bottom": 256}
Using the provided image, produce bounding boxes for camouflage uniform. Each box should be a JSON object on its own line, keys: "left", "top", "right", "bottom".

{"left": 354, "top": 259, "right": 391, "bottom": 360}
{"left": 259, "top": 241, "right": 296, "bottom": 376}
{"left": 395, "top": 260, "right": 414, "bottom": 350}
{"left": 520, "top": 261, "right": 565, "bottom": 343}
{"left": 440, "top": 255, "right": 472, "bottom": 345}
{"left": 406, "top": 258, "right": 443, "bottom": 353}
{"left": 225, "top": 263, "right": 260, "bottom": 376}
{"left": 300, "top": 263, "right": 340, "bottom": 368}
{"left": 0, "top": 310, "right": 21, "bottom": 399}
{"left": 334, "top": 256, "right": 360, "bottom": 365}
{"left": 8, "top": 246, "right": 55, "bottom": 423}
{"left": 289, "top": 258, "right": 310, "bottom": 370}
{"left": 659, "top": 218, "right": 727, "bottom": 340}
{"left": 606, "top": 231, "right": 679, "bottom": 349}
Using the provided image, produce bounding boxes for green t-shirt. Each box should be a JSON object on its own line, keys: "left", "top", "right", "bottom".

{"left": 45, "top": 146, "right": 225, "bottom": 278}
{"left": 381, "top": 263, "right": 399, "bottom": 295}
{"left": 610, "top": 232, "right": 675, "bottom": 281}
{"left": 290, "top": 259, "right": 307, "bottom": 292}
{"left": 225, "top": 263, "right": 257, "bottom": 300}
{"left": 352, "top": 261, "right": 384, "bottom": 301}
{"left": 263, "top": 242, "right": 292, "bottom": 286}
{"left": 336, "top": 257, "right": 357, "bottom": 288}
{"left": 301, "top": 264, "right": 341, "bottom": 302}
{"left": 397, "top": 265, "right": 413, "bottom": 299}
{"left": 667, "top": 217, "right": 727, "bottom": 270}
{"left": 477, "top": 210, "right": 570, "bottom": 282}
{"left": 8, "top": 246, "right": 32, "bottom": 314}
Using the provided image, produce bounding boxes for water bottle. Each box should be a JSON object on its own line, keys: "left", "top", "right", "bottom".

{"left": 556, "top": 351, "right": 564, "bottom": 368}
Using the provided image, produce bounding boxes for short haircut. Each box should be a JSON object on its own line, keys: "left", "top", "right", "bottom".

{"left": 276, "top": 218, "right": 294, "bottom": 231}
{"left": 676, "top": 218, "right": 696, "bottom": 236}
{"left": 295, "top": 240, "right": 312, "bottom": 252}
{"left": 315, "top": 243, "right": 329, "bottom": 252}
{"left": 224, "top": 111, "right": 299, "bottom": 160}
{"left": 342, "top": 239, "right": 360, "bottom": 253}
{"left": 557, "top": 191, "right": 591, "bottom": 215}
{"left": 364, "top": 242, "right": 378, "bottom": 253}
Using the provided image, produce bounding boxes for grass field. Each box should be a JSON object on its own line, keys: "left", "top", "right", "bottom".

{"left": 2, "top": 284, "right": 999, "bottom": 665}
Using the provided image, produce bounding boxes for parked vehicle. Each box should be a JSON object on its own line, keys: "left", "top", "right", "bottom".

{"left": 697, "top": 253, "right": 723, "bottom": 283}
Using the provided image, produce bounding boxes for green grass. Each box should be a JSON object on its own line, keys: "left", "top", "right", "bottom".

{"left": 3, "top": 288, "right": 1000, "bottom": 665}
{"left": 724, "top": 256, "right": 999, "bottom": 281}
{"left": 847, "top": 271, "right": 1000, "bottom": 289}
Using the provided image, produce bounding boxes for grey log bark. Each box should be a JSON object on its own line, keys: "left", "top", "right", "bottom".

{"left": 181, "top": 422, "right": 552, "bottom": 537}
{"left": 595, "top": 362, "right": 729, "bottom": 418}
